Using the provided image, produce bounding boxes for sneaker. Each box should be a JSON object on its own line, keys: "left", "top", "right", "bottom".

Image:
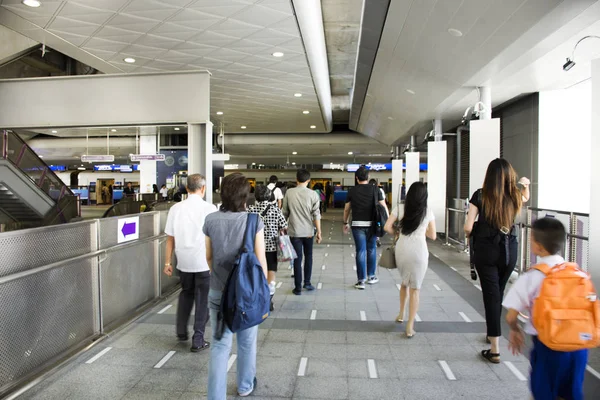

{"left": 367, "top": 276, "right": 379, "bottom": 284}
{"left": 269, "top": 281, "right": 276, "bottom": 295}
{"left": 292, "top": 289, "right": 302, "bottom": 296}
{"left": 238, "top": 377, "right": 257, "bottom": 397}
{"left": 355, "top": 281, "right": 365, "bottom": 290}
{"left": 303, "top": 284, "right": 315, "bottom": 291}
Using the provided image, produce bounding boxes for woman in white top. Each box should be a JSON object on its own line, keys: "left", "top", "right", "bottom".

{"left": 384, "top": 182, "right": 436, "bottom": 338}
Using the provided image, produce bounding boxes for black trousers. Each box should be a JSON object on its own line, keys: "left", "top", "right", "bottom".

{"left": 291, "top": 237, "right": 314, "bottom": 290}
{"left": 474, "top": 236, "right": 518, "bottom": 337}
{"left": 177, "top": 270, "right": 210, "bottom": 346}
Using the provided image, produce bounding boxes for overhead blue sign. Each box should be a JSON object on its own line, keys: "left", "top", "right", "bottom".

{"left": 48, "top": 165, "right": 66, "bottom": 172}
{"left": 346, "top": 163, "right": 427, "bottom": 172}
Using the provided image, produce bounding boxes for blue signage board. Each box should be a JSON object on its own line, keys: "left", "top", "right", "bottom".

{"left": 346, "top": 163, "right": 427, "bottom": 172}
{"left": 48, "top": 165, "right": 66, "bottom": 172}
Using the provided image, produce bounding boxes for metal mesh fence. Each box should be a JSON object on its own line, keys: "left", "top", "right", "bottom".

{"left": 0, "top": 221, "right": 95, "bottom": 277}
{"left": 98, "top": 213, "right": 156, "bottom": 249}
{"left": 0, "top": 258, "right": 97, "bottom": 393}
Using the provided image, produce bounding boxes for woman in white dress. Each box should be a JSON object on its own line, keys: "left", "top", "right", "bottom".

{"left": 384, "top": 182, "right": 436, "bottom": 337}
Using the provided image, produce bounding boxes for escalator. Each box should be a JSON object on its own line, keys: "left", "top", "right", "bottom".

{"left": 0, "top": 130, "right": 79, "bottom": 231}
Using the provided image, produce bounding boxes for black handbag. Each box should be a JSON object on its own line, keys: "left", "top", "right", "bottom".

{"left": 372, "top": 186, "right": 388, "bottom": 238}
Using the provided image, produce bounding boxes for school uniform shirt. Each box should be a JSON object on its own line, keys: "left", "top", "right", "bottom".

{"left": 345, "top": 184, "right": 384, "bottom": 227}
{"left": 160, "top": 187, "right": 168, "bottom": 198}
{"left": 502, "top": 254, "right": 565, "bottom": 335}
{"left": 164, "top": 193, "right": 217, "bottom": 273}
{"left": 267, "top": 183, "right": 284, "bottom": 204}
{"left": 248, "top": 201, "right": 287, "bottom": 253}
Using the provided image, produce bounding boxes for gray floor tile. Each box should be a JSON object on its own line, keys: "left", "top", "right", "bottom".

{"left": 303, "top": 343, "right": 347, "bottom": 359}
{"left": 260, "top": 342, "right": 304, "bottom": 358}
{"left": 347, "top": 378, "right": 403, "bottom": 400}
{"left": 346, "top": 331, "right": 389, "bottom": 344}
{"left": 99, "top": 347, "right": 172, "bottom": 367}
{"left": 253, "top": 375, "right": 297, "bottom": 398}
{"left": 136, "top": 369, "right": 198, "bottom": 392}
{"left": 293, "top": 377, "right": 348, "bottom": 399}
{"left": 122, "top": 388, "right": 183, "bottom": 399}
{"left": 264, "top": 329, "right": 307, "bottom": 343}
{"left": 395, "top": 361, "right": 447, "bottom": 380}
{"left": 306, "top": 330, "right": 346, "bottom": 344}
{"left": 306, "top": 358, "right": 349, "bottom": 377}
{"left": 58, "top": 363, "right": 147, "bottom": 389}
{"left": 256, "top": 356, "right": 301, "bottom": 376}
{"left": 347, "top": 344, "right": 393, "bottom": 360}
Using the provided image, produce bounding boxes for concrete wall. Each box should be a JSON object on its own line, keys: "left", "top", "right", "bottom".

{"left": 590, "top": 59, "right": 600, "bottom": 289}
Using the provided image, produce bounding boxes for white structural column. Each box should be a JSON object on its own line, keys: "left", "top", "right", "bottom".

{"left": 405, "top": 152, "right": 420, "bottom": 192}
{"left": 469, "top": 119, "right": 500, "bottom": 195}
{"left": 479, "top": 86, "right": 492, "bottom": 120}
{"left": 188, "top": 122, "right": 213, "bottom": 204}
{"left": 590, "top": 59, "right": 600, "bottom": 289}
{"left": 391, "top": 159, "right": 403, "bottom": 207}
{"left": 139, "top": 127, "right": 157, "bottom": 193}
{"left": 427, "top": 141, "right": 447, "bottom": 232}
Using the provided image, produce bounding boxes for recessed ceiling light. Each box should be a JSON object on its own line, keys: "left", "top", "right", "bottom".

{"left": 272, "top": 52, "right": 284, "bottom": 57}
{"left": 448, "top": 28, "right": 463, "bottom": 37}
{"left": 22, "top": 0, "right": 41, "bottom": 7}
{"left": 292, "top": 151, "right": 297, "bottom": 155}
{"left": 406, "top": 89, "right": 415, "bottom": 95}
{"left": 348, "top": 151, "right": 353, "bottom": 155}
{"left": 111, "top": 129, "right": 117, "bottom": 132}
{"left": 241, "top": 126, "right": 247, "bottom": 129}
{"left": 174, "top": 127, "right": 180, "bottom": 131}
{"left": 39, "top": 155, "right": 43, "bottom": 158}
{"left": 252, "top": 162, "right": 256, "bottom": 165}
{"left": 123, "top": 57, "right": 136, "bottom": 63}
{"left": 310, "top": 125, "right": 316, "bottom": 129}
{"left": 294, "top": 93, "right": 302, "bottom": 97}
{"left": 51, "top": 130, "right": 57, "bottom": 133}
{"left": 303, "top": 110, "right": 310, "bottom": 114}
{"left": 216, "top": 111, "right": 223, "bottom": 115}
{"left": 292, "top": 162, "right": 296, "bottom": 165}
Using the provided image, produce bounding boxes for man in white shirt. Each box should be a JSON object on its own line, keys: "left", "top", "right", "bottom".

{"left": 267, "top": 175, "right": 284, "bottom": 208}
{"left": 164, "top": 174, "right": 216, "bottom": 352}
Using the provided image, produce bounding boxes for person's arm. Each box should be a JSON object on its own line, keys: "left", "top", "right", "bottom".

{"left": 506, "top": 309, "right": 525, "bottom": 355}
{"left": 311, "top": 195, "right": 322, "bottom": 243}
{"left": 378, "top": 189, "right": 389, "bottom": 215}
{"left": 426, "top": 219, "right": 437, "bottom": 241}
{"left": 277, "top": 198, "right": 283, "bottom": 209}
{"left": 205, "top": 236, "right": 213, "bottom": 272}
{"left": 282, "top": 194, "right": 289, "bottom": 219}
{"left": 254, "top": 229, "right": 268, "bottom": 278}
{"left": 314, "top": 219, "right": 322, "bottom": 243}
{"left": 464, "top": 204, "right": 479, "bottom": 237}
{"left": 384, "top": 212, "right": 397, "bottom": 235}
{"left": 164, "top": 235, "right": 175, "bottom": 276}
{"left": 343, "top": 202, "right": 351, "bottom": 234}
{"left": 519, "top": 177, "right": 531, "bottom": 203}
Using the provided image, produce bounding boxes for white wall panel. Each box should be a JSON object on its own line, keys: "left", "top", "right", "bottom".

{"left": 392, "top": 159, "right": 403, "bottom": 207}
{"left": 405, "top": 152, "right": 420, "bottom": 192}
{"left": 427, "top": 141, "right": 447, "bottom": 232}
{"left": 539, "top": 81, "right": 591, "bottom": 213}
{"left": 590, "top": 59, "right": 600, "bottom": 290}
{"left": 139, "top": 133, "right": 157, "bottom": 193}
{"left": 0, "top": 71, "right": 210, "bottom": 128}
{"left": 469, "top": 119, "right": 500, "bottom": 195}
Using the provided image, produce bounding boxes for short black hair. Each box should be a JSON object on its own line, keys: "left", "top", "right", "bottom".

{"left": 220, "top": 173, "right": 249, "bottom": 212}
{"left": 355, "top": 166, "right": 369, "bottom": 182}
{"left": 297, "top": 169, "right": 310, "bottom": 183}
{"left": 532, "top": 217, "right": 566, "bottom": 255}
{"left": 369, "top": 178, "right": 377, "bottom": 185}
{"left": 269, "top": 175, "right": 278, "bottom": 184}
{"left": 255, "top": 185, "right": 271, "bottom": 202}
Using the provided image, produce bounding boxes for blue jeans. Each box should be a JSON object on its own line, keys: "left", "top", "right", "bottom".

{"left": 352, "top": 227, "right": 377, "bottom": 282}
{"left": 291, "top": 237, "right": 313, "bottom": 290}
{"left": 207, "top": 290, "right": 258, "bottom": 400}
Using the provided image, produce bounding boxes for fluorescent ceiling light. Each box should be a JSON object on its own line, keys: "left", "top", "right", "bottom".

{"left": 310, "top": 125, "right": 316, "bottom": 129}
{"left": 294, "top": 93, "right": 302, "bottom": 97}
{"left": 406, "top": 89, "right": 415, "bottom": 95}
{"left": 292, "top": 151, "right": 297, "bottom": 155}
{"left": 216, "top": 111, "right": 224, "bottom": 115}
{"left": 292, "top": 162, "right": 296, "bottom": 165}
{"left": 348, "top": 151, "right": 353, "bottom": 155}
{"left": 51, "top": 130, "right": 57, "bottom": 133}
{"left": 174, "top": 127, "right": 180, "bottom": 131}
{"left": 272, "top": 52, "right": 284, "bottom": 57}
{"left": 252, "top": 162, "right": 256, "bottom": 165}
{"left": 39, "top": 155, "right": 43, "bottom": 158}
{"left": 241, "top": 126, "right": 247, "bottom": 129}
{"left": 77, "top": 167, "right": 86, "bottom": 170}
{"left": 22, "top": 0, "right": 41, "bottom": 7}
{"left": 124, "top": 57, "right": 136, "bottom": 63}
{"left": 448, "top": 28, "right": 463, "bottom": 37}
{"left": 111, "top": 129, "right": 117, "bottom": 132}
{"left": 303, "top": 110, "right": 310, "bottom": 114}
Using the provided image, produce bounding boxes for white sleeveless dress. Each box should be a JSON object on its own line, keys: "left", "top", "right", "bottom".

{"left": 392, "top": 206, "right": 435, "bottom": 289}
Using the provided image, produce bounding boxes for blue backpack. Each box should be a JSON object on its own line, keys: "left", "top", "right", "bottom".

{"left": 220, "top": 213, "right": 270, "bottom": 334}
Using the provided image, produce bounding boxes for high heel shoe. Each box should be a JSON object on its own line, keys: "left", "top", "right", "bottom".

{"left": 395, "top": 314, "right": 404, "bottom": 323}
{"left": 406, "top": 329, "right": 415, "bottom": 338}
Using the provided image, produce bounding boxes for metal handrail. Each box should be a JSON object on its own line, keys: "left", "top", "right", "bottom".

{"left": 527, "top": 206, "right": 589, "bottom": 218}
{"left": 0, "top": 233, "right": 167, "bottom": 285}
{"left": 444, "top": 207, "right": 468, "bottom": 252}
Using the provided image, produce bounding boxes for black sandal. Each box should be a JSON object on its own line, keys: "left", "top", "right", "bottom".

{"left": 481, "top": 349, "right": 500, "bottom": 364}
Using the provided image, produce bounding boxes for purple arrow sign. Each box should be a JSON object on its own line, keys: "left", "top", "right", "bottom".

{"left": 121, "top": 222, "right": 137, "bottom": 237}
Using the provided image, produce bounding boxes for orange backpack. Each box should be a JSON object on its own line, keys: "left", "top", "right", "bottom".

{"left": 532, "top": 263, "right": 600, "bottom": 351}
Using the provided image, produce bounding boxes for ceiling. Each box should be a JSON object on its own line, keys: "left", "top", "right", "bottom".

{"left": 0, "top": 0, "right": 327, "bottom": 133}
{"left": 354, "top": 0, "right": 600, "bottom": 145}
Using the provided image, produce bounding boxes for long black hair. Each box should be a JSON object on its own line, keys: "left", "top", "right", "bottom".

{"left": 399, "top": 182, "right": 428, "bottom": 236}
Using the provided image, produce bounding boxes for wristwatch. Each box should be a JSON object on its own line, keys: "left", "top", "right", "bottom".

{"left": 165, "top": 263, "right": 172, "bottom": 267}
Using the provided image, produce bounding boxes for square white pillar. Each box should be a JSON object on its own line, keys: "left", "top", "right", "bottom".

{"left": 427, "top": 141, "right": 447, "bottom": 232}
{"left": 469, "top": 119, "right": 500, "bottom": 195}
{"left": 392, "top": 159, "right": 403, "bottom": 207}
{"left": 405, "top": 152, "right": 420, "bottom": 192}
{"left": 188, "top": 122, "right": 213, "bottom": 204}
{"left": 139, "top": 131, "right": 157, "bottom": 193}
{"left": 590, "top": 59, "right": 600, "bottom": 288}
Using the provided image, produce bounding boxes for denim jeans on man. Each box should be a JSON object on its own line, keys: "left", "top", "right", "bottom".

{"left": 291, "top": 237, "right": 314, "bottom": 290}
{"left": 207, "top": 290, "right": 258, "bottom": 400}
{"left": 352, "top": 227, "right": 377, "bottom": 282}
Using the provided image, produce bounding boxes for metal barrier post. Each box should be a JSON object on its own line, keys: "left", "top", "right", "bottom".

{"left": 518, "top": 224, "right": 526, "bottom": 275}
{"left": 569, "top": 212, "right": 577, "bottom": 263}
{"left": 463, "top": 212, "right": 469, "bottom": 252}
{"left": 443, "top": 207, "right": 451, "bottom": 247}
{"left": 153, "top": 212, "right": 161, "bottom": 299}
{"left": 526, "top": 208, "right": 532, "bottom": 271}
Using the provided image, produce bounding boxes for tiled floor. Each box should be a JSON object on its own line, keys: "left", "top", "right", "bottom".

{"left": 19, "top": 210, "right": 599, "bottom": 399}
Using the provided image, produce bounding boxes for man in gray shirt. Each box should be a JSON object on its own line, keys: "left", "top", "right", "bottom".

{"left": 282, "top": 169, "right": 322, "bottom": 295}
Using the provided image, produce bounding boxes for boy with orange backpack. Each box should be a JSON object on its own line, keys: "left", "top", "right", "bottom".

{"left": 503, "top": 217, "right": 600, "bottom": 400}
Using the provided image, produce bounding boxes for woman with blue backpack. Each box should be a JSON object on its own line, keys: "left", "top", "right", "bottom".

{"left": 203, "top": 173, "right": 269, "bottom": 399}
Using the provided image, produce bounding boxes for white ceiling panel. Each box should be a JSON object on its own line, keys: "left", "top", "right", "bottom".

{"left": 70, "top": 0, "right": 130, "bottom": 12}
